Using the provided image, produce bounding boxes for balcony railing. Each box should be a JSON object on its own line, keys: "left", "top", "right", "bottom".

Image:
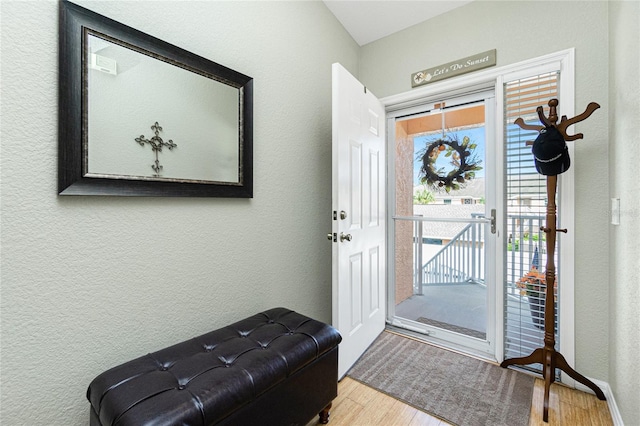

{"left": 421, "top": 212, "right": 487, "bottom": 288}
{"left": 396, "top": 212, "right": 548, "bottom": 296}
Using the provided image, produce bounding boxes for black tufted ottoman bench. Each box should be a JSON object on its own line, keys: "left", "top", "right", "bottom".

{"left": 87, "top": 307, "right": 342, "bottom": 426}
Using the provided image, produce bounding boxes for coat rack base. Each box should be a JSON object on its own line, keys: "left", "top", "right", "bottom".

{"left": 501, "top": 346, "right": 606, "bottom": 422}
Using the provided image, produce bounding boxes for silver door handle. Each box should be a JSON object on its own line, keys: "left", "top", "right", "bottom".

{"left": 340, "top": 232, "right": 352, "bottom": 242}
{"left": 490, "top": 208, "right": 496, "bottom": 234}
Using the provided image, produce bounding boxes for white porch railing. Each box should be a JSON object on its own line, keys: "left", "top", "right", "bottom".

{"left": 394, "top": 213, "right": 490, "bottom": 295}
{"left": 420, "top": 212, "right": 487, "bottom": 288}
{"left": 395, "top": 213, "right": 547, "bottom": 297}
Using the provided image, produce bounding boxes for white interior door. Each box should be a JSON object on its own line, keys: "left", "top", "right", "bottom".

{"left": 331, "top": 63, "right": 386, "bottom": 379}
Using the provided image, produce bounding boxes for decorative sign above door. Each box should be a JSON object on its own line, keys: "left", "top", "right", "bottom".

{"left": 411, "top": 49, "right": 496, "bottom": 88}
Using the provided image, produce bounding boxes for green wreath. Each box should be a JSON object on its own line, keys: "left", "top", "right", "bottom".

{"left": 417, "top": 135, "right": 483, "bottom": 193}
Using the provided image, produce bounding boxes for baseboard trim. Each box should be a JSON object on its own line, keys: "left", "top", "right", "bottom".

{"left": 574, "top": 378, "right": 623, "bottom": 425}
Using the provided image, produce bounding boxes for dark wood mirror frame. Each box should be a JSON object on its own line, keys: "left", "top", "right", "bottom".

{"left": 58, "top": 0, "right": 253, "bottom": 197}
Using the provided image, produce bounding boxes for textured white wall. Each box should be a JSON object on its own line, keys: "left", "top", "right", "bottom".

{"left": 0, "top": 1, "right": 358, "bottom": 424}
{"left": 608, "top": 1, "right": 640, "bottom": 423}
{"left": 2, "top": 0, "right": 637, "bottom": 424}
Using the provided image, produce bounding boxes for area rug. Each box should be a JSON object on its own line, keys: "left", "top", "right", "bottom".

{"left": 347, "top": 332, "right": 534, "bottom": 426}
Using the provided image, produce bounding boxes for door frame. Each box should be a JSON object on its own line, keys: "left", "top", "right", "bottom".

{"left": 379, "top": 48, "right": 576, "bottom": 375}
{"left": 385, "top": 90, "right": 501, "bottom": 360}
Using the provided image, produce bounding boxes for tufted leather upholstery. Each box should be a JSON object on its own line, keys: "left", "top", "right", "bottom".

{"left": 87, "top": 307, "right": 342, "bottom": 426}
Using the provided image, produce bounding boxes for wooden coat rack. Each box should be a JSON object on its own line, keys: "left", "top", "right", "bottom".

{"left": 500, "top": 99, "right": 606, "bottom": 422}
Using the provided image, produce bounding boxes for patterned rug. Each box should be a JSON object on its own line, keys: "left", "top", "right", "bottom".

{"left": 348, "top": 332, "right": 534, "bottom": 426}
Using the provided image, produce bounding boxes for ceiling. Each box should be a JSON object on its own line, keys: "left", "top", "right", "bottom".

{"left": 322, "top": 0, "right": 474, "bottom": 46}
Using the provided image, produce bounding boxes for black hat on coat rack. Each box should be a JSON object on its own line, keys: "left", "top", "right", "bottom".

{"left": 532, "top": 125, "right": 570, "bottom": 176}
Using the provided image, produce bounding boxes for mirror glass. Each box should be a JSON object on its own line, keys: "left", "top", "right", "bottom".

{"left": 85, "top": 32, "right": 241, "bottom": 184}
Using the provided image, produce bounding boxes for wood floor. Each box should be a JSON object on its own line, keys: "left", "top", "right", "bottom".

{"left": 307, "top": 376, "right": 613, "bottom": 426}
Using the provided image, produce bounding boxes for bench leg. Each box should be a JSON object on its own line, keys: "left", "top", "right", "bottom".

{"left": 319, "top": 402, "right": 332, "bottom": 424}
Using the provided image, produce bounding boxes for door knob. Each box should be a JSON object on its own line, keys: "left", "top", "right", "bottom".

{"left": 340, "top": 232, "right": 352, "bottom": 242}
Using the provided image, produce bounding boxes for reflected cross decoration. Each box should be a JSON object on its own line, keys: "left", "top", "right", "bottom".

{"left": 135, "top": 122, "right": 177, "bottom": 176}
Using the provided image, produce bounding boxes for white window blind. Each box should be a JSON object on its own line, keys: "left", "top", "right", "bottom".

{"left": 503, "top": 72, "right": 560, "bottom": 373}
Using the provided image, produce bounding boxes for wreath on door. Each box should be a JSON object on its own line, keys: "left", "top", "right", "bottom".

{"left": 417, "top": 135, "right": 483, "bottom": 193}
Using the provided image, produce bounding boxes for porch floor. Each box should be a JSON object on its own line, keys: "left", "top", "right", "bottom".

{"left": 396, "top": 282, "right": 486, "bottom": 336}
{"left": 395, "top": 281, "right": 549, "bottom": 360}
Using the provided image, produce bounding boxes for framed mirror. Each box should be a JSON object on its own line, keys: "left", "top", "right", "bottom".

{"left": 59, "top": 0, "right": 253, "bottom": 197}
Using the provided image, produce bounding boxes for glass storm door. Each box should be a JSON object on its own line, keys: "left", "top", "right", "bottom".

{"left": 388, "top": 91, "right": 499, "bottom": 358}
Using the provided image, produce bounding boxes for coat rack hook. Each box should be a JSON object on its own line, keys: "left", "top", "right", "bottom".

{"left": 514, "top": 98, "right": 601, "bottom": 142}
